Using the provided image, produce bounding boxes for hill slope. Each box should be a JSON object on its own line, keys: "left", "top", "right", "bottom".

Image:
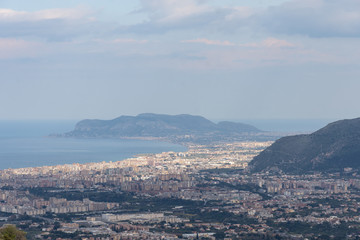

{"left": 249, "top": 118, "right": 360, "bottom": 174}
{"left": 63, "top": 113, "right": 262, "bottom": 143}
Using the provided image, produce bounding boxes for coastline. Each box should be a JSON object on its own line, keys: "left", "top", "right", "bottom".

{"left": 0, "top": 141, "right": 269, "bottom": 178}
{"left": 0, "top": 137, "right": 187, "bottom": 170}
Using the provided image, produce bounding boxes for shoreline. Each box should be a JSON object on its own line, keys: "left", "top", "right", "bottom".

{"left": 0, "top": 137, "right": 187, "bottom": 171}
{"left": 0, "top": 141, "right": 271, "bottom": 178}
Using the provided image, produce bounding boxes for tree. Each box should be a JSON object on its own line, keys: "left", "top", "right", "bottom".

{"left": 0, "top": 225, "right": 26, "bottom": 240}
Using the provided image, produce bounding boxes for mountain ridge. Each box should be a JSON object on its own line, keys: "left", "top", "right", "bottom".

{"left": 249, "top": 117, "right": 360, "bottom": 174}
{"left": 61, "top": 113, "right": 264, "bottom": 144}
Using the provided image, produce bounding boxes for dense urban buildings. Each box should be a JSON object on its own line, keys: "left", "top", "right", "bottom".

{"left": 1, "top": 141, "right": 360, "bottom": 239}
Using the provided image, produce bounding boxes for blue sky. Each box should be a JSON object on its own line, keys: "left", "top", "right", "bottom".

{"left": 1, "top": 0, "right": 360, "bottom": 120}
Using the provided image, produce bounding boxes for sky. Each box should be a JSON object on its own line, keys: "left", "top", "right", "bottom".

{"left": 1, "top": 0, "right": 360, "bottom": 121}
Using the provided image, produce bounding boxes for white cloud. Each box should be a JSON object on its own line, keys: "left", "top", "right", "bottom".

{"left": 112, "top": 38, "right": 148, "bottom": 44}
{"left": 182, "top": 38, "right": 294, "bottom": 48}
{"left": 0, "top": 38, "right": 45, "bottom": 59}
{"left": 262, "top": 38, "right": 294, "bottom": 48}
{"left": 94, "top": 38, "right": 149, "bottom": 44}
{"left": 0, "top": 7, "right": 93, "bottom": 22}
{"left": 182, "top": 38, "right": 235, "bottom": 46}
{"left": 126, "top": 0, "right": 255, "bottom": 34}
{"left": 138, "top": 0, "right": 212, "bottom": 23}
{"left": 0, "top": 7, "right": 100, "bottom": 41}
{"left": 128, "top": 0, "right": 360, "bottom": 38}
{"left": 224, "top": 6, "right": 253, "bottom": 21}
{"left": 259, "top": 0, "right": 360, "bottom": 37}
{"left": 240, "top": 38, "right": 295, "bottom": 48}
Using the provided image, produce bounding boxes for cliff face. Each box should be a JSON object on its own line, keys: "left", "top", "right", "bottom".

{"left": 249, "top": 118, "right": 360, "bottom": 174}
{"left": 63, "top": 113, "right": 262, "bottom": 143}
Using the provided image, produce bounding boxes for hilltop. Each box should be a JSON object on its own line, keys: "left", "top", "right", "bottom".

{"left": 249, "top": 117, "right": 360, "bottom": 174}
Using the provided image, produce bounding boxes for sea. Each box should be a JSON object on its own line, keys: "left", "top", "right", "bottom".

{"left": 0, "top": 120, "right": 187, "bottom": 170}
{"left": 0, "top": 119, "right": 335, "bottom": 170}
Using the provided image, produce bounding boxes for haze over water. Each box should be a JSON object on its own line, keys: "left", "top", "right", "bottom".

{"left": 0, "top": 118, "right": 333, "bottom": 170}
{"left": 0, "top": 120, "right": 187, "bottom": 170}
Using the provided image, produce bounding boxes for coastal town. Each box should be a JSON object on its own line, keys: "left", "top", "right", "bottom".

{"left": 1, "top": 141, "right": 360, "bottom": 239}
{"left": 2, "top": 0, "right": 359, "bottom": 238}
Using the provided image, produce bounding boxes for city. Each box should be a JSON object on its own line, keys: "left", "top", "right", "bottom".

{"left": 0, "top": 141, "right": 359, "bottom": 239}
{"left": 2, "top": 0, "right": 360, "bottom": 239}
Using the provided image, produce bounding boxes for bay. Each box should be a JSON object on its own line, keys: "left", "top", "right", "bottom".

{"left": 0, "top": 120, "right": 186, "bottom": 170}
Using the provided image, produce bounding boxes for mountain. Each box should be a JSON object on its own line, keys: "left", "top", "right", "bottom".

{"left": 249, "top": 117, "right": 360, "bottom": 174}
{"left": 62, "top": 113, "right": 262, "bottom": 143}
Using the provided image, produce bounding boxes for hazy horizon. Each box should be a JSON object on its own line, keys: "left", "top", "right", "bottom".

{"left": 0, "top": 116, "right": 339, "bottom": 133}
{"left": 1, "top": 0, "right": 360, "bottom": 120}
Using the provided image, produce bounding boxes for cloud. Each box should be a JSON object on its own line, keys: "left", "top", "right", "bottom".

{"left": 125, "top": 0, "right": 253, "bottom": 34}
{"left": 137, "top": 0, "right": 212, "bottom": 23}
{"left": 224, "top": 6, "right": 253, "bottom": 21}
{"left": 240, "top": 38, "right": 295, "bottom": 48}
{"left": 182, "top": 38, "right": 294, "bottom": 48}
{"left": 182, "top": 38, "right": 235, "bottom": 46}
{"left": 259, "top": 0, "right": 360, "bottom": 37}
{"left": 0, "top": 7, "right": 98, "bottom": 41}
{"left": 126, "top": 0, "right": 360, "bottom": 38}
{"left": 3, "top": 0, "right": 357, "bottom": 42}
{"left": 0, "top": 38, "right": 44, "bottom": 59}
{"left": 261, "top": 38, "right": 294, "bottom": 48}
{"left": 112, "top": 38, "right": 148, "bottom": 44}
{"left": 93, "top": 38, "right": 148, "bottom": 45}
{"left": 0, "top": 7, "right": 92, "bottom": 22}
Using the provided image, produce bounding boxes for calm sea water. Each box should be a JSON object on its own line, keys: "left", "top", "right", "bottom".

{"left": 0, "top": 119, "right": 333, "bottom": 170}
{"left": 0, "top": 121, "right": 186, "bottom": 170}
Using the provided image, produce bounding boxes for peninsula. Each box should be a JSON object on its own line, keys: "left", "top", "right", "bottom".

{"left": 61, "top": 113, "right": 267, "bottom": 144}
